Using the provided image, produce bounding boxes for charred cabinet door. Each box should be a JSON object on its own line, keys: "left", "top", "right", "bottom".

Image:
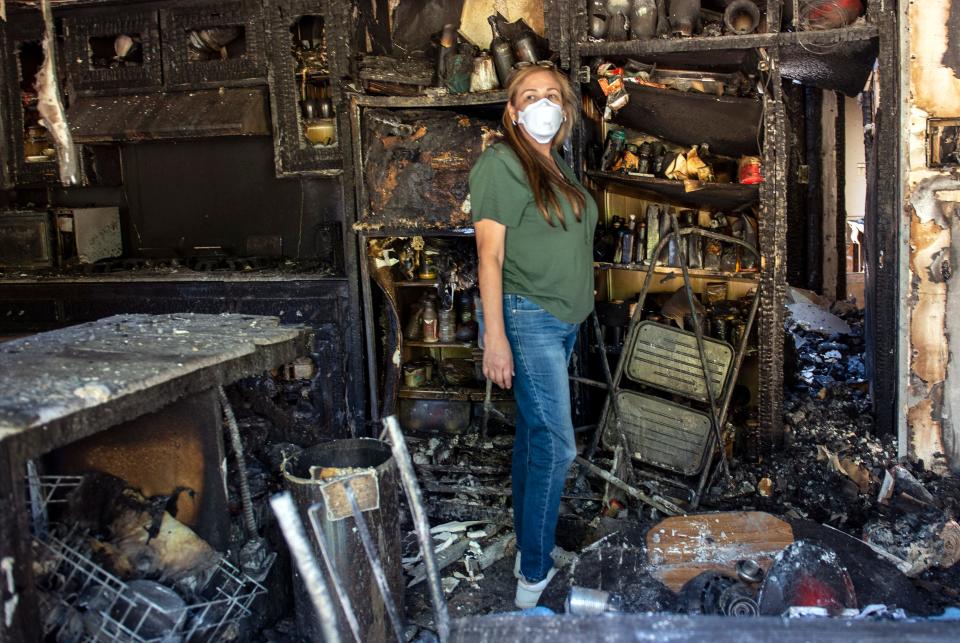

{"left": 264, "top": 0, "right": 348, "bottom": 176}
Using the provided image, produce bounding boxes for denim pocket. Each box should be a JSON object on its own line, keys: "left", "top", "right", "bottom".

{"left": 511, "top": 294, "right": 543, "bottom": 313}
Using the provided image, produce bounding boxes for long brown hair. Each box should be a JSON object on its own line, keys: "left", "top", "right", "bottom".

{"left": 501, "top": 65, "right": 585, "bottom": 228}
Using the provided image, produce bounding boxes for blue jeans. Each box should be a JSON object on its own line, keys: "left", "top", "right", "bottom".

{"left": 479, "top": 294, "right": 579, "bottom": 582}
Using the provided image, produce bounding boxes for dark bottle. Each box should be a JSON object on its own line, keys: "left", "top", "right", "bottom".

{"left": 620, "top": 214, "right": 637, "bottom": 264}
{"left": 637, "top": 141, "right": 653, "bottom": 174}
{"left": 489, "top": 16, "right": 515, "bottom": 88}
{"left": 680, "top": 209, "right": 702, "bottom": 268}
{"left": 635, "top": 219, "right": 647, "bottom": 264}
{"left": 612, "top": 216, "right": 624, "bottom": 263}
{"left": 661, "top": 210, "right": 679, "bottom": 267}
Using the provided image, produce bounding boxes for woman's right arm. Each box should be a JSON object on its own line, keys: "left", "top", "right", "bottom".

{"left": 475, "top": 219, "right": 514, "bottom": 389}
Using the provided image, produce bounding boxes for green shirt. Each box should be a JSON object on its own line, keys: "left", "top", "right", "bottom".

{"left": 469, "top": 142, "right": 598, "bottom": 324}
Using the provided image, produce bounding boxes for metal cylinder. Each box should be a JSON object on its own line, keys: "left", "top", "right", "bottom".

{"left": 282, "top": 439, "right": 402, "bottom": 643}
{"left": 513, "top": 31, "right": 539, "bottom": 64}
{"left": 724, "top": 0, "right": 761, "bottom": 34}
{"left": 566, "top": 586, "right": 622, "bottom": 615}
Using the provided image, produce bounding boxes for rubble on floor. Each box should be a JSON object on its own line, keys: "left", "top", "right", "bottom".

{"left": 218, "top": 298, "right": 959, "bottom": 640}
{"left": 401, "top": 302, "right": 959, "bottom": 627}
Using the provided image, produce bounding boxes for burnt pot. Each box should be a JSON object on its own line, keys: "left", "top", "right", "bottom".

{"left": 668, "top": 0, "right": 701, "bottom": 36}
{"left": 724, "top": 0, "right": 761, "bottom": 35}
{"left": 589, "top": 0, "right": 610, "bottom": 39}
{"left": 630, "top": 0, "right": 659, "bottom": 39}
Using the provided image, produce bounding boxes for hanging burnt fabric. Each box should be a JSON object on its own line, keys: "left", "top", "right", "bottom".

{"left": 361, "top": 109, "right": 500, "bottom": 229}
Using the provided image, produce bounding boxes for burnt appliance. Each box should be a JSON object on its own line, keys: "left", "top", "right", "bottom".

{"left": 54, "top": 207, "right": 123, "bottom": 265}
{"left": 0, "top": 210, "right": 54, "bottom": 268}
{"left": 0, "top": 207, "right": 122, "bottom": 269}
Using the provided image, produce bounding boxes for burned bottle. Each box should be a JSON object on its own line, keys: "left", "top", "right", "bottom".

{"left": 635, "top": 218, "right": 647, "bottom": 264}
{"left": 601, "top": 129, "right": 627, "bottom": 172}
{"left": 489, "top": 16, "right": 515, "bottom": 88}
{"left": 637, "top": 141, "right": 653, "bottom": 174}
{"left": 660, "top": 209, "right": 678, "bottom": 267}
{"left": 645, "top": 204, "right": 661, "bottom": 264}
{"left": 620, "top": 214, "right": 637, "bottom": 264}
{"left": 421, "top": 299, "right": 439, "bottom": 343}
{"left": 680, "top": 210, "right": 702, "bottom": 268}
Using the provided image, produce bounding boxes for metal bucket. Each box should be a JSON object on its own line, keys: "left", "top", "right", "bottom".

{"left": 282, "top": 439, "right": 402, "bottom": 642}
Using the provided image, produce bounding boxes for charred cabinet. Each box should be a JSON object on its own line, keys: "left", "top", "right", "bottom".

{"left": 1, "top": 15, "right": 60, "bottom": 185}
{"left": 265, "top": 0, "right": 350, "bottom": 176}
{"left": 160, "top": 0, "right": 268, "bottom": 89}
{"left": 62, "top": 8, "right": 164, "bottom": 94}
{"left": 351, "top": 94, "right": 509, "bottom": 429}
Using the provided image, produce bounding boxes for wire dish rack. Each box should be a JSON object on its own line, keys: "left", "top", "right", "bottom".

{"left": 27, "top": 475, "right": 267, "bottom": 643}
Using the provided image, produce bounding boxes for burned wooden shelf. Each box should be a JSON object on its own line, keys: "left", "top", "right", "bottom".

{"left": 399, "top": 386, "right": 509, "bottom": 402}
{"left": 594, "top": 262, "right": 759, "bottom": 282}
{"left": 405, "top": 340, "right": 476, "bottom": 349}
{"left": 577, "top": 24, "right": 879, "bottom": 57}
{"left": 349, "top": 90, "right": 507, "bottom": 109}
{"left": 586, "top": 170, "right": 759, "bottom": 210}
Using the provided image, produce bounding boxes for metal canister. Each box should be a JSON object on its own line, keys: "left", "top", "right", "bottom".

{"left": 403, "top": 363, "right": 426, "bottom": 388}
{"left": 565, "top": 586, "right": 622, "bottom": 615}
{"left": 438, "top": 308, "right": 456, "bottom": 343}
{"left": 513, "top": 32, "right": 539, "bottom": 64}
{"left": 469, "top": 51, "right": 499, "bottom": 91}
{"left": 490, "top": 40, "right": 515, "bottom": 88}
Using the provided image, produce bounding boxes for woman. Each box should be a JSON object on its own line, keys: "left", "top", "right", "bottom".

{"left": 469, "top": 63, "right": 598, "bottom": 608}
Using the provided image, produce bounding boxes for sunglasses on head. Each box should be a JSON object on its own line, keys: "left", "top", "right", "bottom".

{"left": 512, "top": 60, "right": 557, "bottom": 70}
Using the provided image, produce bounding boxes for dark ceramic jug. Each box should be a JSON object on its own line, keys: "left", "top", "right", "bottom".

{"left": 668, "top": 0, "right": 700, "bottom": 36}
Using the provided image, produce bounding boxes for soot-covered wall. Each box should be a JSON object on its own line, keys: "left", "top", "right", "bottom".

{"left": 122, "top": 136, "right": 341, "bottom": 259}
{"left": 901, "top": 0, "right": 960, "bottom": 474}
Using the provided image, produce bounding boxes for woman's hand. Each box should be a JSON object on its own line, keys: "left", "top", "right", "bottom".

{"left": 483, "top": 332, "right": 514, "bottom": 389}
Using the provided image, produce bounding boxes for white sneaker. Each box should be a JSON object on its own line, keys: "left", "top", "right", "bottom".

{"left": 514, "top": 547, "right": 572, "bottom": 579}
{"left": 514, "top": 567, "right": 558, "bottom": 609}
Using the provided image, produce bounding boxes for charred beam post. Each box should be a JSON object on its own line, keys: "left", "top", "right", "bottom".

{"left": 758, "top": 47, "right": 787, "bottom": 450}
{"left": 0, "top": 17, "right": 13, "bottom": 188}
{"left": 835, "top": 91, "right": 847, "bottom": 302}
{"left": 869, "top": 7, "right": 900, "bottom": 438}
{"left": 782, "top": 80, "right": 808, "bottom": 287}
{"left": 804, "top": 86, "right": 824, "bottom": 293}
{"left": 821, "top": 90, "right": 839, "bottom": 301}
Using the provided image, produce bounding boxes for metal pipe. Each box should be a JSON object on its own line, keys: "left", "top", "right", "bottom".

{"left": 218, "top": 386, "right": 256, "bottom": 538}
{"left": 669, "top": 214, "right": 729, "bottom": 482}
{"left": 270, "top": 492, "right": 341, "bottom": 643}
{"left": 307, "top": 506, "right": 363, "bottom": 643}
{"left": 342, "top": 482, "right": 405, "bottom": 643}
{"left": 382, "top": 415, "right": 451, "bottom": 642}
{"left": 575, "top": 456, "right": 681, "bottom": 515}
{"left": 569, "top": 375, "right": 608, "bottom": 389}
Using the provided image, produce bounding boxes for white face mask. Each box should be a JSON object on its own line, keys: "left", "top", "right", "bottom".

{"left": 516, "top": 98, "right": 565, "bottom": 144}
